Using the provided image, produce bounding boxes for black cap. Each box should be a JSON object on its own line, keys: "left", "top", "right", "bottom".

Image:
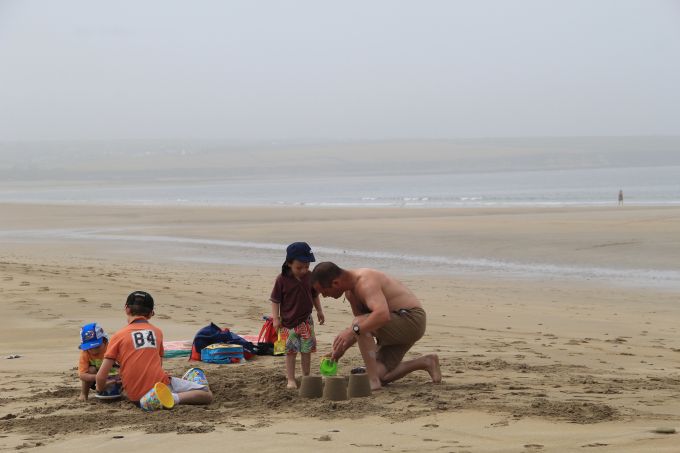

{"left": 286, "top": 242, "right": 315, "bottom": 263}
{"left": 125, "top": 291, "right": 154, "bottom": 310}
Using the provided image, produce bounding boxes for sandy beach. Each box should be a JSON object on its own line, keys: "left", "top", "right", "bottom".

{"left": 1, "top": 203, "right": 679, "bottom": 452}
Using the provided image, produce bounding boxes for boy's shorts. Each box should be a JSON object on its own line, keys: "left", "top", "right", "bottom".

{"left": 281, "top": 315, "right": 316, "bottom": 354}
{"left": 169, "top": 377, "right": 209, "bottom": 393}
{"left": 374, "top": 307, "right": 426, "bottom": 372}
{"left": 169, "top": 367, "right": 210, "bottom": 393}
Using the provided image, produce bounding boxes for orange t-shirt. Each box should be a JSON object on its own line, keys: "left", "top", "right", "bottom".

{"left": 105, "top": 318, "right": 169, "bottom": 401}
{"left": 79, "top": 343, "right": 119, "bottom": 376}
{"left": 78, "top": 343, "right": 108, "bottom": 374}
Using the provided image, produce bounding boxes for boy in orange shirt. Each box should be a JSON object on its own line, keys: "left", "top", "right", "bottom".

{"left": 96, "top": 291, "right": 213, "bottom": 407}
{"left": 77, "top": 322, "right": 120, "bottom": 401}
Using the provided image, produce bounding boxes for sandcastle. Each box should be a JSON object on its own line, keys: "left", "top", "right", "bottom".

{"left": 299, "top": 376, "right": 323, "bottom": 398}
{"left": 348, "top": 373, "right": 372, "bottom": 398}
{"left": 322, "top": 376, "right": 348, "bottom": 401}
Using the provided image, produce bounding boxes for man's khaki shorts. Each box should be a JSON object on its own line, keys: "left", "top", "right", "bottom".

{"left": 374, "top": 307, "right": 426, "bottom": 372}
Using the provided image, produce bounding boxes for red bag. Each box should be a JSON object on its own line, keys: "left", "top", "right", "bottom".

{"left": 255, "top": 316, "right": 278, "bottom": 355}
{"left": 257, "top": 316, "right": 278, "bottom": 344}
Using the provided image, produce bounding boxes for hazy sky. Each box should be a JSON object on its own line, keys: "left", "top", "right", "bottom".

{"left": 1, "top": 0, "right": 679, "bottom": 141}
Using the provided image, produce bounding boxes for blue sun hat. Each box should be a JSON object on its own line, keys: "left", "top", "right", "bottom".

{"left": 79, "top": 322, "right": 108, "bottom": 350}
{"left": 286, "top": 242, "right": 315, "bottom": 263}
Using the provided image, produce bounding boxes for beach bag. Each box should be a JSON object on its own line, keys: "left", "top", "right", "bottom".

{"left": 200, "top": 343, "right": 245, "bottom": 364}
{"left": 255, "top": 316, "right": 277, "bottom": 356}
{"left": 190, "top": 322, "right": 255, "bottom": 361}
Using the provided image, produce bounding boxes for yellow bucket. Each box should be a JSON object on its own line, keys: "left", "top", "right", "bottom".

{"left": 139, "top": 382, "right": 175, "bottom": 411}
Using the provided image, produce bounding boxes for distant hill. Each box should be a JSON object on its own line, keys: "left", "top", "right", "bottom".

{"left": 1, "top": 136, "right": 679, "bottom": 182}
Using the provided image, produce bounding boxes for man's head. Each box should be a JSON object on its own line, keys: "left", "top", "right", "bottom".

{"left": 125, "top": 290, "right": 154, "bottom": 317}
{"left": 311, "top": 262, "right": 345, "bottom": 298}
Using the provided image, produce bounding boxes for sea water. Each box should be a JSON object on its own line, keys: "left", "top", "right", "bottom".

{"left": 1, "top": 163, "right": 678, "bottom": 288}
{"left": 0, "top": 165, "right": 678, "bottom": 207}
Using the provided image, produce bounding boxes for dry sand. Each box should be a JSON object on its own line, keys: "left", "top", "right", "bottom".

{"left": 1, "top": 203, "right": 679, "bottom": 452}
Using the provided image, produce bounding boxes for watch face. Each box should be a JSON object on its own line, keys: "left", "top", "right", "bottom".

{"left": 353, "top": 324, "right": 360, "bottom": 334}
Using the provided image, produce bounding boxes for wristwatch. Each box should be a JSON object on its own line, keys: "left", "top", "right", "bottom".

{"left": 352, "top": 323, "right": 360, "bottom": 335}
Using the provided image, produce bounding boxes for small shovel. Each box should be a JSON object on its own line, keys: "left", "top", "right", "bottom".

{"left": 273, "top": 329, "right": 286, "bottom": 356}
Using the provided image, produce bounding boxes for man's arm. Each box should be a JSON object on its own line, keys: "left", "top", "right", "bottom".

{"left": 331, "top": 281, "right": 390, "bottom": 360}
{"left": 95, "top": 358, "right": 115, "bottom": 393}
{"left": 352, "top": 280, "right": 391, "bottom": 334}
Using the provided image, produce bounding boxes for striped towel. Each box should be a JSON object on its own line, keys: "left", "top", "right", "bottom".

{"left": 163, "top": 340, "right": 192, "bottom": 358}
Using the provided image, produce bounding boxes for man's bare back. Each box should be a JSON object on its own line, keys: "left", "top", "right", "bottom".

{"left": 346, "top": 268, "right": 423, "bottom": 314}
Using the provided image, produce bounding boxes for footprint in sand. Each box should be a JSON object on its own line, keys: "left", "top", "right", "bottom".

{"left": 3, "top": 276, "right": 13, "bottom": 281}
{"left": 20, "top": 281, "right": 30, "bottom": 286}
{"left": 38, "top": 287, "right": 50, "bottom": 292}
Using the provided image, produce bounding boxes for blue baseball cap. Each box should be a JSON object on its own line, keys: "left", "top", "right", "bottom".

{"left": 79, "top": 322, "right": 108, "bottom": 350}
{"left": 286, "top": 242, "right": 315, "bottom": 263}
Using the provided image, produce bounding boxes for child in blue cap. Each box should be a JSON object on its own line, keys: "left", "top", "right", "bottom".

{"left": 269, "top": 242, "right": 325, "bottom": 389}
{"left": 77, "top": 322, "right": 119, "bottom": 400}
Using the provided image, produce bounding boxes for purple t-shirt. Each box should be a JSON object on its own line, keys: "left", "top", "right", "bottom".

{"left": 269, "top": 272, "right": 318, "bottom": 329}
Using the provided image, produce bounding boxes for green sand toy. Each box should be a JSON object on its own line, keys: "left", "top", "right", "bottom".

{"left": 319, "top": 357, "right": 338, "bottom": 376}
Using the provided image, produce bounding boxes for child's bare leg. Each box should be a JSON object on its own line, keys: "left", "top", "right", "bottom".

{"left": 79, "top": 379, "right": 90, "bottom": 401}
{"left": 285, "top": 353, "right": 298, "bottom": 388}
{"left": 301, "top": 352, "right": 311, "bottom": 376}
{"left": 177, "top": 388, "right": 213, "bottom": 405}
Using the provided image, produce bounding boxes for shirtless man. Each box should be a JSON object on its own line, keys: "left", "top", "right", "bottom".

{"left": 311, "top": 262, "right": 441, "bottom": 390}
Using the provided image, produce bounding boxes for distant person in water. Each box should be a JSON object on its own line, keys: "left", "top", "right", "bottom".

{"left": 311, "top": 262, "right": 441, "bottom": 391}
{"left": 618, "top": 189, "right": 624, "bottom": 206}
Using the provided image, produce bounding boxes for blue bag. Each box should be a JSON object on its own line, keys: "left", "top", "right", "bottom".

{"left": 200, "top": 343, "right": 245, "bottom": 364}
{"left": 191, "top": 322, "right": 255, "bottom": 360}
